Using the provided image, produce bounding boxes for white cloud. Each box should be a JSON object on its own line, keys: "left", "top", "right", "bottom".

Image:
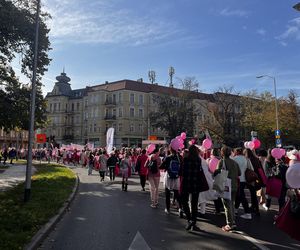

{"left": 219, "top": 8, "right": 249, "bottom": 18}
{"left": 257, "top": 28, "right": 266, "bottom": 36}
{"left": 42, "top": 0, "right": 180, "bottom": 46}
{"left": 277, "top": 17, "right": 300, "bottom": 43}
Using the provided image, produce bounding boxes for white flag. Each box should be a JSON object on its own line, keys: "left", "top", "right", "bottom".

{"left": 106, "top": 127, "right": 115, "bottom": 154}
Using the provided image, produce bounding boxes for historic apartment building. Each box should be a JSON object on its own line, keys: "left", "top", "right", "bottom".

{"left": 44, "top": 71, "right": 224, "bottom": 147}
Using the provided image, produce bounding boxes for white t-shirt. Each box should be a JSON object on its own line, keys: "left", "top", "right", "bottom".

{"left": 233, "top": 155, "right": 248, "bottom": 182}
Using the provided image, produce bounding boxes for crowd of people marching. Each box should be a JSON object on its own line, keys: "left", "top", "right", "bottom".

{"left": 0, "top": 139, "right": 299, "bottom": 241}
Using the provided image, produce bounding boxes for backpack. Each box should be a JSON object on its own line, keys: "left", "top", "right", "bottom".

{"left": 147, "top": 160, "right": 158, "bottom": 174}
{"left": 168, "top": 155, "right": 180, "bottom": 179}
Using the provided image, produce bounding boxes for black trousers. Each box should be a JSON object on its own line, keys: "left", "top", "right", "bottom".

{"left": 181, "top": 191, "right": 199, "bottom": 223}
{"left": 99, "top": 171, "right": 105, "bottom": 179}
{"left": 235, "top": 182, "right": 250, "bottom": 213}
{"left": 109, "top": 167, "right": 115, "bottom": 180}
{"left": 248, "top": 184, "right": 259, "bottom": 213}
{"left": 140, "top": 175, "right": 146, "bottom": 189}
{"left": 165, "top": 188, "right": 180, "bottom": 211}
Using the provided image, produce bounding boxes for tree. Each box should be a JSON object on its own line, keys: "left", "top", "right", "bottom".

{"left": 197, "top": 86, "right": 243, "bottom": 146}
{"left": 177, "top": 76, "right": 199, "bottom": 91}
{"left": 241, "top": 90, "right": 300, "bottom": 148}
{"left": 149, "top": 91, "right": 196, "bottom": 139}
{"left": 0, "top": 0, "right": 51, "bottom": 131}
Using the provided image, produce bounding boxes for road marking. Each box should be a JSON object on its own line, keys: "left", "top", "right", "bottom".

{"left": 129, "top": 231, "right": 151, "bottom": 250}
{"left": 235, "top": 231, "right": 270, "bottom": 250}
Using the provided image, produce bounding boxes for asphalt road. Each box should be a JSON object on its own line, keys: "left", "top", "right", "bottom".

{"left": 40, "top": 167, "right": 300, "bottom": 250}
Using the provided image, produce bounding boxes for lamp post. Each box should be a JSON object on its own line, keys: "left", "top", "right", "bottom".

{"left": 256, "top": 75, "right": 280, "bottom": 146}
{"left": 24, "top": 0, "right": 41, "bottom": 202}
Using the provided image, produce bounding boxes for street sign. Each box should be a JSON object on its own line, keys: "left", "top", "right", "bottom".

{"left": 275, "top": 130, "right": 281, "bottom": 136}
{"left": 275, "top": 138, "right": 282, "bottom": 148}
{"left": 36, "top": 134, "right": 47, "bottom": 143}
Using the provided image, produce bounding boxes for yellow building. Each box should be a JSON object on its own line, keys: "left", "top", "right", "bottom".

{"left": 45, "top": 71, "right": 215, "bottom": 147}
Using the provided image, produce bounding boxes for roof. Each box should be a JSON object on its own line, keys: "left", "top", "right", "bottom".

{"left": 91, "top": 79, "right": 215, "bottom": 101}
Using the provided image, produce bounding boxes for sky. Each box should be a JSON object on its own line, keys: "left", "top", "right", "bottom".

{"left": 13, "top": 0, "right": 300, "bottom": 98}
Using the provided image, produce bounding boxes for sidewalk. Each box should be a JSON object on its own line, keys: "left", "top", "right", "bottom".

{"left": 0, "top": 164, "right": 36, "bottom": 191}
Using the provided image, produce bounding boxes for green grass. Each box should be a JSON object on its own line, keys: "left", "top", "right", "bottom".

{"left": 0, "top": 163, "right": 76, "bottom": 250}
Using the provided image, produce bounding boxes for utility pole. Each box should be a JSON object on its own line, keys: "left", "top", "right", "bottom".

{"left": 24, "top": 0, "right": 40, "bottom": 202}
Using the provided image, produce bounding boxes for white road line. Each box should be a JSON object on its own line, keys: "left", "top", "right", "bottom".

{"left": 129, "top": 231, "right": 151, "bottom": 250}
{"left": 235, "top": 230, "right": 270, "bottom": 250}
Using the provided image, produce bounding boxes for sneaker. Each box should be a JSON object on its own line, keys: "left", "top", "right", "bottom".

{"left": 150, "top": 204, "right": 156, "bottom": 208}
{"left": 191, "top": 225, "right": 201, "bottom": 232}
{"left": 178, "top": 209, "right": 184, "bottom": 218}
{"left": 240, "top": 213, "right": 252, "bottom": 220}
{"left": 164, "top": 208, "right": 170, "bottom": 214}
{"left": 262, "top": 204, "right": 269, "bottom": 211}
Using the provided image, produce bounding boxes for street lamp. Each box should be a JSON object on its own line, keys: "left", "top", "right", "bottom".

{"left": 256, "top": 75, "right": 280, "bottom": 144}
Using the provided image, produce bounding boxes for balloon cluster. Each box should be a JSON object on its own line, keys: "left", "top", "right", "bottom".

{"left": 170, "top": 132, "right": 186, "bottom": 151}
{"left": 271, "top": 148, "right": 286, "bottom": 159}
{"left": 244, "top": 139, "right": 261, "bottom": 150}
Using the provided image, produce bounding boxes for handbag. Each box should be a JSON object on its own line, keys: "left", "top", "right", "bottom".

{"left": 218, "top": 178, "right": 232, "bottom": 200}
{"left": 266, "top": 177, "right": 282, "bottom": 198}
{"left": 213, "top": 160, "right": 229, "bottom": 193}
{"left": 245, "top": 168, "right": 258, "bottom": 183}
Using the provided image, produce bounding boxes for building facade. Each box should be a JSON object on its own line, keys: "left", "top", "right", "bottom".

{"left": 44, "top": 72, "right": 221, "bottom": 147}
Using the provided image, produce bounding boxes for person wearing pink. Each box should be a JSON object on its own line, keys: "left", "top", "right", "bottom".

{"left": 145, "top": 146, "right": 162, "bottom": 208}
{"left": 136, "top": 149, "right": 148, "bottom": 191}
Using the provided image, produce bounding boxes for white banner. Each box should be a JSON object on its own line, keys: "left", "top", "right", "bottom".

{"left": 106, "top": 127, "right": 115, "bottom": 154}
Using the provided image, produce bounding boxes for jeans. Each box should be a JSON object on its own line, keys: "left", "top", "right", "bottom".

{"left": 235, "top": 182, "right": 250, "bottom": 213}
{"left": 88, "top": 164, "right": 93, "bottom": 175}
{"left": 181, "top": 192, "right": 199, "bottom": 224}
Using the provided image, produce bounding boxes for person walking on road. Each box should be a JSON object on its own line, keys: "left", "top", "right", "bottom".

{"left": 120, "top": 153, "right": 131, "bottom": 191}
{"left": 146, "top": 146, "right": 162, "bottom": 208}
{"left": 214, "top": 146, "right": 241, "bottom": 232}
{"left": 88, "top": 152, "right": 94, "bottom": 175}
{"left": 99, "top": 150, "right": 108, "bottom": 181}
{"left": 107, "top": 152, "right": 118, "bottom": 181}
{"left": 136, "top": 149, "right": 148, "bottom": 191}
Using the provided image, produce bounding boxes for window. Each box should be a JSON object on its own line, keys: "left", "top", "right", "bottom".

{"left": 50, "top": 103, "right": 52, "bottom": 112}
{"left": 119, "top": 108, "right": 123, "bottom": 117}
{"left": 113, "top": 94, "right": 116, "bottom": 103}
{"left": 77, "top": 103, "right": 80, "bottom": 111}
{"left": 71, "top": 116, "right": 74, "bottom": 124}
{"left": 94, "top": 123, "right": 97, "bottom": 132}
{"left": 130, "top": 108, "right": 134, "bottom": 117}
{"left": 89, "top": 124, "right": 92, "bottom": 133}
{"left": 85, "top": 100, "right": 88, "bottom": 107}
{"left": 139, "top": 124, "right": 143, "bottom": 132}
{"left": 130, "top": 124, "right": 134, "bottom": 132}
{"left": 72, "top": 103, "right": 74, "bottom": 111}
{"left": 130, "top": 93, "right": 134, "bottom": 104}
{"left": 113, "top": 108, "right": 116, "bottom": 117}
{"left": 54, "top": 103, "right": 57, "bottom": 111}
{"left": 119, "top": 93, "right": 122, "bottom": 103}
{"left": 139, "top": 109, "right": 143, "bottom": 118}
{"left": 105, "top": 109, "right": 109, "bottom": 117}
{"left": 139, "top": 94, "right": 143, "bottom": 105}
{"left": 118, "top": 123, "right": 122, "bottom": 132}
{"left": 58, "top": 103, "right": 61, "bottom": 111}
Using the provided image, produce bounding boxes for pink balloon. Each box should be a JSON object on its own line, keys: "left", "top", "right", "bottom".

{"left": 147, "top": 144, "right": 156, "bottom": 154}
{"left": 170, "top": 139, "right": 180, "bottom": 151}
{"left": 202, "top": 139, "right": 212, "bottom": 150}
{"left": 181, "top": 132, "right": 187, "bottom": 140}
{"left": 271, "top": 148, "right": 282, "bottom": 159}
{"left": 209, "top": 157, "right": 219, "bottom": 173}
{"left": 286, "top": 162, "right": 300, "bottom": 188}
{"left": 248, "top": 141, "right": 255, "bottom": 150}
{"left": 253, "top": 139, "right": 261, "bottom": 149}
{"left": 280, "top": 148, "right": 286, "bottom": 157}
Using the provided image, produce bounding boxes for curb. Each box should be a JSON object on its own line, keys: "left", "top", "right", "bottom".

{"left": 24, "top": 171, "right": 80, "bottom": 250}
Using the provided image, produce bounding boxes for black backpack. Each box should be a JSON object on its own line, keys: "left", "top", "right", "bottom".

{"left": 148, "top": 160, "right": 158, "bottom": 174}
